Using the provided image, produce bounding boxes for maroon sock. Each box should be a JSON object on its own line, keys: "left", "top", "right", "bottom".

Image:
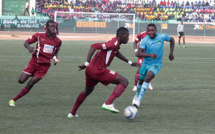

{"left": 71, "top": 92, "right": 87, "bottom": 115}
{"left": 12, "top": 87, "right": 30, "bottom": 101}
{"left": 105, "top": 83, "right": 127, "bottom": 105}
{"left": 134, "top": 72, "right": 139, "bottom": 86}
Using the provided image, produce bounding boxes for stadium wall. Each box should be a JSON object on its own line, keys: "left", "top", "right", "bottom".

{"left": 0, "top": 17, "right": 215, "bottom": 36}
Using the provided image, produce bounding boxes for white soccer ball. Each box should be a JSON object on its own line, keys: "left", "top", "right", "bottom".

{"left": 124, "top": 106, "right": 138, "bottom": 120}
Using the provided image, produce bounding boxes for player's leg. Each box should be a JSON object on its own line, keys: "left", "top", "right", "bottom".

{"left": 9, "top": 75, "right": 41, "bottom": 106}
{"left": 137, "top": 71, "right": 155, "bottom": 102}
{"left": 68, "top": 86, "right": 95, "bottom": 118}
{"left": 9, "top": 62, "right": 49, "bottom": 106}
{"left": 133, "top": 57, "right": 143, "bottom": 91}
{"left": 182, "top": 35, "right": 186, "bottom": 48}
{"left": 102, "top": 73, "right": 128, "bottom": 113}
{"left": 178, "top": 36, "right": 181, "bottom": 47}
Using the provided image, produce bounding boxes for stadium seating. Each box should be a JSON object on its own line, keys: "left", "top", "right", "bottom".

{"left": 35, "top": 0, "right": 215, "bottom": 22}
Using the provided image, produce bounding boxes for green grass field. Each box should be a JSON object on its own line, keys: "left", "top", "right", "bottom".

{"left": 1, "top": 40, "right": 215, "bottom": 134}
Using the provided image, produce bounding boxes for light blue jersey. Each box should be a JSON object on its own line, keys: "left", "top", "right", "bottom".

{"left": 139, "top": 33, "right": 171, "bottom": 65}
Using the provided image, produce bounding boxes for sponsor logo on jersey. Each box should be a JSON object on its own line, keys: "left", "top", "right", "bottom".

{"left": 114, "top": 41, "right": 118, "bottom": 45}
{"left": 110, "top": 70, "right": 115, "bottom": 75}
{"left": 102, "top": 44, "right": 106, "bottom": 49}
{"left": 157, "top": 41, "right": 161, "bottom": 45}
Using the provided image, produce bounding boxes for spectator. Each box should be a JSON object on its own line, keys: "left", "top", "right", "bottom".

{"left": 14, "top": 15, "right": 18, "bottom": 20}
{"left": 31, "top": 7, "right": 35, "bottom": 16}
{"left": 24, "top": 0, "right": 30, "bottom": 16}
{"left": 186, "top": 1, "right": 190, "bottom": 6}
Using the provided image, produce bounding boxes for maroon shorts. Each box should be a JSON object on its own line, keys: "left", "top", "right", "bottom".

{"left": 85, "top": 65, "right": 118, "bottom": 87}
{"left": 138, "top": 57, "right": 144, "bottom": 65}
{"left": 23, "top": 58, "right": 51, "bottom": 79}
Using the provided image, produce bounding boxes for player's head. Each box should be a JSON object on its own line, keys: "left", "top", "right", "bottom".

{"left": 50, "top": 15, "right": 54, "bottom": 21}
{"left": 46, "top": 20, "right": 55, "bottom": 35}
{"left": 116, "top": 27, "right": 129, "bottom": 44}
{"left": 147, "top": 23, "right": 157, "bottom": 39}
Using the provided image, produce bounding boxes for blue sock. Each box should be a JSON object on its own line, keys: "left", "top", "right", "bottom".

{"left": 138, "top": 82, "right": 149, "bottom": 102}
{"left": 135, "top": 83, "right": 141, "bottom": 97}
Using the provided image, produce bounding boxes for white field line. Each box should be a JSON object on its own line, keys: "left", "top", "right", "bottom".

{"left": 0, "top": 55, "right": 215, "bottom": 60}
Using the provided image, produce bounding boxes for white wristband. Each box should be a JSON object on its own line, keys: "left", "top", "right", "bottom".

{"left": 128, "top": 60, "right": 132, "bottom": 65}
{"left": 84, "top": 61, "right": 89, "bottom": 66}
{"left": 134, "top": 49, "right": 138, "bottom": 52}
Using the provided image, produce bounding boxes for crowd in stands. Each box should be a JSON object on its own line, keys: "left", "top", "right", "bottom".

{"left": 35, "top": 0, "right": 215, "bottom": 22}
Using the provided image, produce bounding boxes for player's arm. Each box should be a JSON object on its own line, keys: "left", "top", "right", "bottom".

{"left": 78, "top": 47, "right": 96, "bottom": 71}
{"left": 24, "top": 41, "right": 34, "bottom": 53}
{"left": 136, "top": 48, "right": 157, "bottom": 59}
{"left": 169, "top": 37, "right": 175, "bottom": 61}
{"left": 116, "top": 52, "right": 139, "bottom": 67}
{"left": 177, "top": 25, "right": 180, "bottom": 36}
{"left": 52, "top": 41, "right": 62, "bottom": 65}
{"left": 24, "top": 33, "right": 39, "bottom": 53}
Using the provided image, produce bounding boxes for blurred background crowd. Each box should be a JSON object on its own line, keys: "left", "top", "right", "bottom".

{"left": 35, "top": 0, "right": 215, "bottom": 22}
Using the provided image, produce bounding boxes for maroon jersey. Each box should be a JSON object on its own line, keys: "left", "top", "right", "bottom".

{"left": 26, "top": 32, "right": 62, "bottom": 63}
{"left": 135, "top": 31, "right": 147, "bottom": 47}
{"left": 90, "top": 37, "right": 120, "bottom": 68}
{"left": 44, "top": 22, "right": 59, "bottom": 34}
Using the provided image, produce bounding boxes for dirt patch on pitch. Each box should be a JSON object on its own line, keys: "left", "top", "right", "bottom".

{"left": 0, "top": 31, "right": 214, "bottom": 44}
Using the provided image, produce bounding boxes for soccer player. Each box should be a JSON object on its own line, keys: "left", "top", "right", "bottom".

{"left": 177, "top": 20, "right": 185, "bottom": 48}
{"left": 9, "top": 20, "right": 62, "bottom": 106}
{"left": 44, "top": 15, "right": 59, "bottom": 35}
{"left": 68, "top": 27, "right": 139, "bottom": 118}
{"left": 132, "top": 31, "right": 153, "bottom": 92}
{"left": 132, "top": 23, "right": 175, "bottom": 108}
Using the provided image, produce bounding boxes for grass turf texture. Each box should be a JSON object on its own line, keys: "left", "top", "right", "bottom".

{"left": 0, "top": 40, "right": 215, "bottom": 134}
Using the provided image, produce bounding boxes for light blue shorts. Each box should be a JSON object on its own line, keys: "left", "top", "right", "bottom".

{"left": 139, "top": 63, "right": 162, "bottom": 80}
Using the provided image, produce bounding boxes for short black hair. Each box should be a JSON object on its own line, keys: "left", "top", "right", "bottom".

{"left": 147, "top": 23, "right": 157, "bottom": 30}
{"left": 46, "top": 20, "right": 55, "bottom": 27}
{"left": 116, "top": 27, "right": 129, "bottom": 37}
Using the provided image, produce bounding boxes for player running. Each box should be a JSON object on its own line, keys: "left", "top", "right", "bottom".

{"left": 132, "top": 31, "right": 153, "bottom": 92}
{"left": 68, "top": 27, "right": 139, "bottom": 118}
{"left": 9, "top": 20, "right": 62, "bottom": 106}
{"left": 132, "top": 23, "right": 175, "bottom": 108}
{"left": 44, "top": 15, "right": 59, "bottom": 35}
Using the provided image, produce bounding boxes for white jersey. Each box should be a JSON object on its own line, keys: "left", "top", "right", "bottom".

{"left": 177, "top": 24, "right": 184, "bottom": 33}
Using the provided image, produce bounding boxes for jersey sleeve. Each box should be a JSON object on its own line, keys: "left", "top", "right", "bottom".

{"left": 139, "top": 37, "right": 147, "bottom": 49}
{"left": 26, "top": 33, "right": 39, "bottom": 44}
{"left": 134, "top": 33, "right": 142, "bottom": 43}
{"left": 91, "top": 39, "right": 116, "bottom": 50}
{"left": 163, "top": 34, "right": 171, "bottom": 42}
{"left": 55, "top": 40, "right": 62, "bottom": 54}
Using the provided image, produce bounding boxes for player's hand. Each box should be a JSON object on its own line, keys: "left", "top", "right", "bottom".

{"left": 28, "top": 47, "right": 35, "bottom": 53}
{"left": 52, "top": 56, "right": 59, "bottom": 66}
{"left": 169, "top": 53, "right": 174, "bottom": 61}
{"left": 150, "top": 54, "right": 157, "bottom": 59}
{"left": 131, "top": 62, "right": 140, "bottom": 67}
{"left": 78, "top": 64, "right": 86, "bottom": 71}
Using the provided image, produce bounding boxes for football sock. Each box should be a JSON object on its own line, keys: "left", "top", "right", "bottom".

{"left": 183, "top": 39, "right": 185, "bottom": 45}
{"left": 105, "top": 83, "right": 126, "bottom": 105}
{"left": 136, "top": 83, "right": 141, "bottom": 97}
{"left": 12, "top": 87, "right": 30, "bottom": 101}
{"left": 71, "top": 92, "right": 87, "bottom": 115}
{"left": 138, "top": 82, "right": 149, "bottom": 102}
{"left": 134, "top": 72, "right": 139, "bottom": 86}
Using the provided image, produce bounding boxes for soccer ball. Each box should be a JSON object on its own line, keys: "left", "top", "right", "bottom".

{"left": 124, "top": 106, "right": 138, "bottom": 120}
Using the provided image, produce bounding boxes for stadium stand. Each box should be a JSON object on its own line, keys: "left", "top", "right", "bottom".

{"left": 35, "top": 0, "right": 215, "bottom": 22}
